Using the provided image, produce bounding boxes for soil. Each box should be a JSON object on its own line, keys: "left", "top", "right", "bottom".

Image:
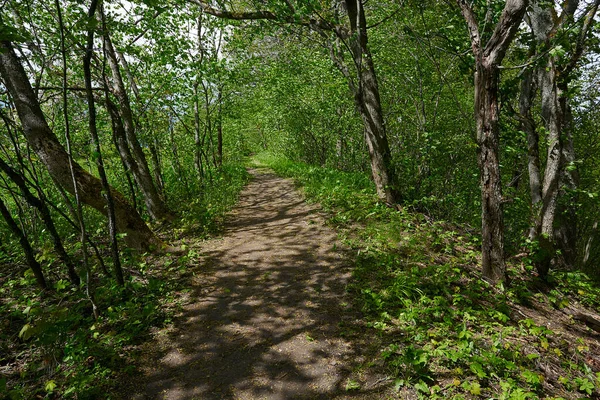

{"left": 121, "top": 168, "right": 393, "bottom": 399}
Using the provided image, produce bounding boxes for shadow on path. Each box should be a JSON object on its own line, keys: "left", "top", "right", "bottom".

{"left": 126, "top": 169, "right": 389, "bottom": 400}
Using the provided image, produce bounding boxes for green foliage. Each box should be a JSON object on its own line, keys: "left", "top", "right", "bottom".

{"left": 0, "top": 162, "right": 248, "bottom": 398}
{"left": 260, "top": 154, "right": 600, "bottom": 399}
{"left": 0, "top": 255, "right": 180, "bottom": 398}
{"left": 2, "top": 0, "right": 600, "bottom": 396}
{"left": 174, "top": 163, "right": 250, "bottom": 236}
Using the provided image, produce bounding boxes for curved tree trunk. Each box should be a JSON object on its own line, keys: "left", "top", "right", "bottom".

{"left": 344, "top": 0, "right": 399, "bottom": 205}
{"left": 0, "top": 157, "right": 79, "bottom": 284}
{"left": 84, "top": 1, "right": 124, "bottom": 285}
{"left": 0, "top": 196, "right": 47, "bottom": 289}
{"left": 103, "top": 32, "right": 173, "bottom": 222}
{"left": 0, "top": 40, "right": 162, "bottom": 252}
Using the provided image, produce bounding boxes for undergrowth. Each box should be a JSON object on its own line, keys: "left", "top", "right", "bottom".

{"left": 256, "top": 152, "right": 600, "bottom": 399}
{"left": 0, "top": 163, "right": 249, "bottom": 399}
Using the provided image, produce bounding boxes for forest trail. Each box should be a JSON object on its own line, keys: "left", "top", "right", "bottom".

{"left": 125, "top": 168, "right": 388, "bottom": 399}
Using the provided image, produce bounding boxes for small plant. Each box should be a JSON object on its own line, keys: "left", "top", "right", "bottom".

{"left": 345, "top": 379, "right": 361, "bottom": 391}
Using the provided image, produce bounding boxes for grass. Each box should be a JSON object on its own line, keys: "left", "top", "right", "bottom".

{"left": 0, "top": 163, "right": 249, "bottom": 399}
{"left": 255, "top": 152, "right": 600, "bottom": 399}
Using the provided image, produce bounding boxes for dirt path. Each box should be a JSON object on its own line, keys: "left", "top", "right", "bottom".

{"left": 126, "top": 168, "right": 389, "bottom": 399}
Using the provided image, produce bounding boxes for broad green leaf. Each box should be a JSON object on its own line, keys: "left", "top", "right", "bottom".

{"left": 18, "top": 324, "right": 33, "bottom": 341}
{"left": 45, "top": 380, "right": 56, "bottom": 393}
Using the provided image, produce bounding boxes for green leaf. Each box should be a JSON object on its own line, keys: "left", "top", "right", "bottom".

{"left": 549, "top": 45, "right": 566, "bottom": 59}
{"left": 576, "top": 378, "right": 594, "bottom": 395}
{"left": 413, "top": 381, "right": 429, "bottom": 393}
{"left": 45, "top": 380, "right": 56, "bottom": 393}
{"left": 469, "top": 381, "right": 481, "bottom": 395}
{"left": 470, "top": 362, "right": 487, "bottom": 379}
{"left": 393, "top": 379, "right": 405, "bottom": 391}
{"left": 55, "top": 279, "right": 68, "bottom": 291}
{"left": 0, "top": 23, "right": 27, "bottom": 44}
{"left": 345, "top": 379, "right": 360, "bottom": 391}
{"left": 18, "top": 323, "right": 33, "bottom": 341}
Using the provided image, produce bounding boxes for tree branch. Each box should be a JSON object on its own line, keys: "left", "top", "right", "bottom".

{"left": 186, "top": 0, "right": 336, "bottom": 31}
{"left": 187, "top": 0, "right": 279, "bottom": 21}
{"left": 36, "top": 86, "right": 103, "bottom": 91}
{"left": 564, "top": 0, "right": 600, "bottom": 75}
{"left": 484, "top": 0, "right": 529, "bottom": 65}
{"left": 456, "top": 0, "right": 482, "bottom": 58}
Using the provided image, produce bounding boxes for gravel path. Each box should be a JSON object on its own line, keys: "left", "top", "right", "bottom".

{"left": 126, "top": 168, "right": 390, "bottom": 399}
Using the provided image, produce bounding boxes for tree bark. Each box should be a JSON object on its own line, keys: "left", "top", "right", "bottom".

{"left": 0, "top": 40, "right": 162, "bottom": 251}
{"left": 148, "top": 138, "right": 166, "bottom": 201}
{"left": 555, "top": 92, "right": 579, "bottom": 267}
{"left": 343, "top": 0, "right": 399, "bottom": 204}
{"left": 104, "top": 93, "right": 141, "bottom": 198}
{"left": 526, "top": 0, "right": 598, "bottom": 275}
{"left": 85, "top": 2, "right": 124, "bottom": 285}
{"left": 475, "top": 63, "right": 506, "bottom": 283}
{"left": 193, "top": 80, "right": 204, "bottom": 180}
{"left": 0, "top": 157, "right": 79, "bottom": 284}
{"left": 103, "top": 32, "right": 172, "bottom": 222}
{"left": 0, "top": 196, "right": 47, "bottom": 289}
{"left": 217, "top": 88, "right": 223, "bottom": 167}
{"left": 538, "top": 62, "right": 562, "bottom": 240}
{"left": 108, "top": 107, "right": 139, "bottom": 212}
{"left": 457, "top": 0, "right": 529, "bottom": 283}
{"left": 519, "top": 68, "right": 542, "bottom": 220}
{"left": 535, "top": 57, "right": 562, "bottom": 277}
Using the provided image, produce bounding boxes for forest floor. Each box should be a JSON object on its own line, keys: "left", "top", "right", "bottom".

{"left": 4, "top": 159, "right": 600, "bottom": 398}
{"left": 119, "top": 167, "right": 393, "bottom": 399}
{"left": 114, "top": 160, "right": 600, "bottom": 400}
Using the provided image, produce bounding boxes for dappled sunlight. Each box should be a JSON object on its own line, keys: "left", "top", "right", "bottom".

{"left": 126, "top": 169, "right": 387, "bottom": 399}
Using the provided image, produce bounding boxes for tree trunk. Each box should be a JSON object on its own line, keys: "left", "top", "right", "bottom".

{"left": 554, "top": 81, "right": 579, "bottom": 267}
{"left": 109, "top": 121, "right": 138, "bottom": 213}
{"left": 103, "top": 32, "right": 172, "bottom": 222}
{"left": 148, "top": 138, "right": 166, "bottom": 201}
{"left": 193, "top": 80, "right": 203, "bottom": 180}
{"left": 528, "top": 1, "right": 564, "bottom": 277}
{"left": 355, "top": 72, "right": 398, "bottom": 205}
{"left": 475, "top": 63, "right": 506, "bottom": 283}
{"left": 457, "top": 0, "right": 528, "bottom": 283}
{"left": 84, "top": 3, "right": 124, "bottom": 285}
{"left": 519, "top": 67, "right": 542, "bottom": 241}
{"left": 344, "top": 0, "right": 399, "bottom": 204}
{"left": 168, "top": 115, "right": 190, "bottom": 194}
{"left": 0, "top": 40, "right": 162, "bottom": 251}
{"left": 0, "top": 196, "right": 47, "bottom": 289}
{"left": 527, "top": 0, "right": 598, "bottom": 273}
{"left": 201, "top": 80, "right": 216, "bottom": 169}
{"left": 538, "top": 63, "right": 562, "bottom": 244}
{"left": 104, "top": 93, "right": 140, "bottom": 195}
{"left": 0, "top": 157, "right": 79, "bottom": 284}
{"left": 217, "top": 88, "right": 223, "bottom": 167}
